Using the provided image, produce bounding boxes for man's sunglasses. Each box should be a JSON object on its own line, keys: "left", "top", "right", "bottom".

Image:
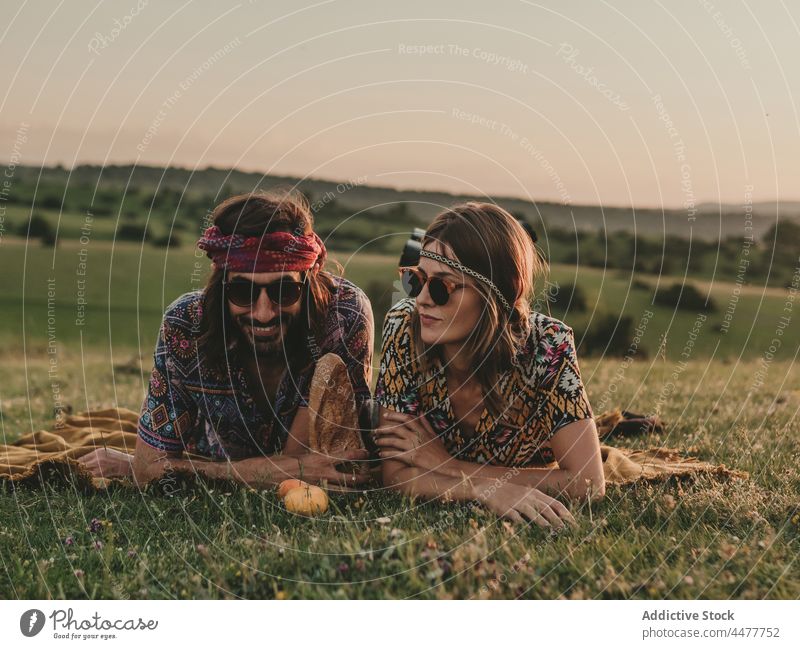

{"left": 398, "top": 266, "right": 465, "bottom": 306}
{"left": 223, "top": 275, "right": 306, "bottom": 308}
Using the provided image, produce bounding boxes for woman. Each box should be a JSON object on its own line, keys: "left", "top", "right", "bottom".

{"left": 374, "top": 202, "right": 604, "bottom": 530}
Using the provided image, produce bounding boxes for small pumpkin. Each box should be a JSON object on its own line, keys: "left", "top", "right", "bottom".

{"left": 283, "top": 485, "right": 329, "bottom": 515}
{"left": 277, "top": 479, "right": 309, "bottom": 499}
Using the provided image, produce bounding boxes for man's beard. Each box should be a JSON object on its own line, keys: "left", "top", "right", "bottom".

{"left": 233, "top": 311, "right": 301, "bottom": 360}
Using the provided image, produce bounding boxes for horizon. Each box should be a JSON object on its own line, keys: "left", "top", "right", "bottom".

{"left": 3, "top": 161, "right": 794, "bottom": 213}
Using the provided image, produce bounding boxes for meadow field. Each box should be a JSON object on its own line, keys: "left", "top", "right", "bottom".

{"left": 2, "top": 222, "right": 799, "bottom": 599}
{"left": 1, "top": 350, "right": 798, "bottom": 599}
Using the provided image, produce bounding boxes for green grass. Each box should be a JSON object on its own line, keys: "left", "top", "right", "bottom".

{"left": 2, "top": 350, "right": 798, "bottom": 598}
{"left": 3, "top": 228, "right": 799, "bottom": 599}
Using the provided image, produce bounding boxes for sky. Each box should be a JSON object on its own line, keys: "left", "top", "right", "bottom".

{"left": 1, "top": 0, "right": 798, "bottom": 208}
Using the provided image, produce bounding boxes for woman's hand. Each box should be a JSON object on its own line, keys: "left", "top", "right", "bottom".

{"left": 475, "top": 482, "right": 578, "bottom": 530}
{"left": 79, "top": 448, "right": 134, "bottom": 479}
{"left": 374, "top": 409, "right": 452, "bottom": 472}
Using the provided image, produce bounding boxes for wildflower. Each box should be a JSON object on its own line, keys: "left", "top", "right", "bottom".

{"left": 73, "top": 569, "right": 84, "bottom": 579}
{"left": 63, "top": 535, "right": 75, "bottom": 547}
{"left": 88, "top": 518, "right": 102, "bottom": 533}
{"left": 92, "top": 540, "right": 103, "bottom": 550}
{"left": 337, "top": 562, "right": 349, "bottom": 575}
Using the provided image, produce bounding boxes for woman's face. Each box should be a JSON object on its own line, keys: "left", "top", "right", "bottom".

{"left": 415, "top": 240, "right": 484, "bottom": 346}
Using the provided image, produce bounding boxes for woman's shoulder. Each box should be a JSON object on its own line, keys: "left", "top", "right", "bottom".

{"left": 383, "top": 297, "right": 416, "bottom": 330}
{"left": 379, "top": 298, "right": 417, "bottom": 359}
{"left": 530, "top": 310, "right": 575, "bottom": 336}
{"left": 520, "top": 310, "right": 577, "bottom": 362}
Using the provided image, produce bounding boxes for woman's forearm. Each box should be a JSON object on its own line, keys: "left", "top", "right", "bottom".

{"left": 437, "top": 457, "right": 589, "bottom": 500}
{"left": 383, "top": 464, "right": 484, "bottom": 503}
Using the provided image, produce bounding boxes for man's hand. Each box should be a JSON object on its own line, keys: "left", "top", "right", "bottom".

{"left": 374, "top": 410, "right": 452, "bottom": 472}
{"left": 295, "top": 448, "right": 372, "bottom": 487}
{"left": 79, "top": 448, "right": 134, "bottom": 479}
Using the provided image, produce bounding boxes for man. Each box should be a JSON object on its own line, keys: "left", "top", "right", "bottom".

{"left": 82, "top": 191, "right": 374, "bottom": 489}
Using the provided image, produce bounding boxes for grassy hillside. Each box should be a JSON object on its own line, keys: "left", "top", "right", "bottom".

{"left": 1, "top": 351, "right": 797, "bottom": 598}
{"left": 6, "top": 164, "right": 800, "bottom": 242}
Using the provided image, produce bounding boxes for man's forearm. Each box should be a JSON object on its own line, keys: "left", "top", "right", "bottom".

{"left": 144, "top": 454, "right": 301, "bottom": 490}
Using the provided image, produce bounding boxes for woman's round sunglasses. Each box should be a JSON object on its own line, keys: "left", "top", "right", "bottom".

{"left": 399, "top": 266, "right": 465, "bottom": 306}
{"left": 223, "top": 274, "right": 306, "bottom": 308}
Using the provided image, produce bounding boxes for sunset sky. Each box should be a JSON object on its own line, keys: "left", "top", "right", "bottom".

{"left": 1, "top": 0, "right": 797, "bottom": 208}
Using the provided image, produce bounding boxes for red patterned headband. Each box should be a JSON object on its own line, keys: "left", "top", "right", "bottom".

{"left": 197, "top": 225, "right": 327, "bottom": 272}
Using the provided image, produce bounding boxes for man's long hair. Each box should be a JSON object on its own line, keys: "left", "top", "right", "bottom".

{"left": 197, "top": 190, "right": 340, "bottom": 375}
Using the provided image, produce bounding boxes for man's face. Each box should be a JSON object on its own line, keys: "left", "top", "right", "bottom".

{"left": 225, "top": 270, "right": 304, "bottom": 359}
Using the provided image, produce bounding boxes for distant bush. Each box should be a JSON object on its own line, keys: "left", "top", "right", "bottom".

{"left": 577, "top": 312, "right": 643, "bottom": 357}
{"left": 38, "top": 195, "right": 63, "bottom": 210}
{"left": 40, "top": 230, "right": 57, "bottom": 247}
{"left": 18, "top": 214, "right": 54, "bottom": 239}
{"left": 654, "top": 282, "right": 715, "bottom": 311}
{"left": 89, "top": 203, "right": 114, "bottom": 217}
{"left": 117, "top": 223, "right": 151, "bottom": 242}
{"left": 549, "top": 282, "right": 588, "bottom": 312}
{"left": 152, "top": 233, "right": 181, "bottom": 248}
{"left": 559, "top": 248, "right": 578, "bottom": 264}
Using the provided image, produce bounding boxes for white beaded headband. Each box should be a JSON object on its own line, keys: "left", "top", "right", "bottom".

{"left": 419, "top": 249, "right": 513, "bottom": 312}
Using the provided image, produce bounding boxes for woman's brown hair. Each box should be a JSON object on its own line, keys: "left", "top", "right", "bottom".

{"left": 197, "top": 190, "right": 342, "bottom": 374}
{"left": 410, "top": 201, "right": 548, "bottom": 421}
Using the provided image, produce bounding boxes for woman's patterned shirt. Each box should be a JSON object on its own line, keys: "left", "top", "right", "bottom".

{"left": 137, "top": 277, "right": 373, "bottom": 460}
{"left": 375, "top": 298, "right": 594, "bottom": 467}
